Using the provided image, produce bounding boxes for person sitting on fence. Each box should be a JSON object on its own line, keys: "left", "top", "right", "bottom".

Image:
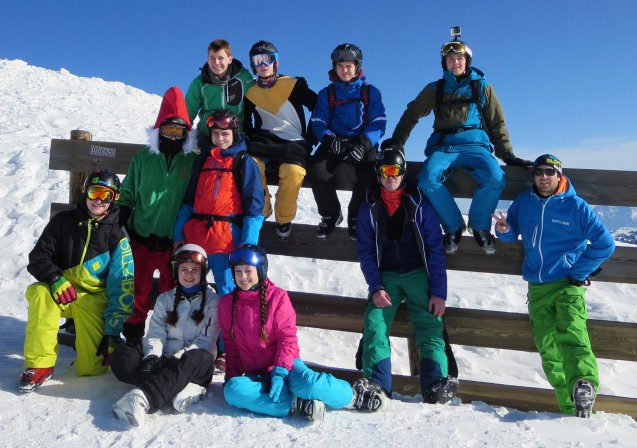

{"left": 220, "top": 244, "right": 368, "bottom": 421}
{"left": 111, "top": 244, "right": 220, "bottom": 427}
{"left": 242, "top": 40, "right": 318, "bottom": 240}
{"left": 117, "top": 86, "right": 198, "bottom": 347}
{"left": 354, "top": 148, "right": 457, "bottom": 410}
{"left": 310, "top": 43, "right": 386, "bottom": 240}
{"left": 185, "top": 38, "right": 255, "bottom": 151}
{"left": 493, "top": 154, "right": 615, "bottom": 418}
{"left": 19, "top": 169, "right": 134, "bottom": 392}
{"left": 381, "top": 26, "right": 531, "bottom": 255}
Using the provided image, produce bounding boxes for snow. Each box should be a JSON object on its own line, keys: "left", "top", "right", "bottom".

{"left": 0, "top": 58, "right": 636, "bottom": 447}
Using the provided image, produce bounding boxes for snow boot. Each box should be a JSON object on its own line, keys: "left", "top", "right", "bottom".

{"left": 213, "top": 352, "right": 226, "bottom": 375}
{"left": 317, "top": 212, "right": 343, "bottom": 239}
{"left": 18, "top": 367, "right": 54, "bottom": 393}
{"left": 472, "top": 229, "right": 496, "bottom": 255}
{"left": 112, "top": 388, "right": 150, "bottom": 427}
{"left": 444, "top": 225, "right": 465, "bottom": 254}
{"left": 423, "top": 376, "right": 459, "bottom": 404}
{"left": 276, "top": 223, "right": 292, "bottom": 239}
{"left": 572, "top": 379, "right": 596, "bottom": 418}
{"left": 172, "top": 382, "right": 206, "bottom": 413}
{"left": 349, "top": 378, "right": 390, "bottom": 412}
{"left": 291, "top": 397, "right": 326, "bottom": 421}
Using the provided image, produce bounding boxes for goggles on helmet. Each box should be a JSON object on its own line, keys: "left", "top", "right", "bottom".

{"left": 377, "top": 164, "right": 405, "bottom": 179}
{"left": 441, "top": 41, "right": 468, "bottom": 57}
{"left": 331, "top": 48, "right": 358, "bottom": 63}
{"left": 228, "top": 246, "right": 262, "bottom": 267}
{"left": 251, "top": 53, "right": 278, "bottom": 67}
{"left": 206, "top": 114, "right": 237, "bottom": 130}
{"left": 86, "top": 185, "right": 117, "bottom": 203}
{"left": 159, "top": 123, "right": 187, "bottom": 139}
{"left": 174, "top": 250, "right": 206, "bottom": 265}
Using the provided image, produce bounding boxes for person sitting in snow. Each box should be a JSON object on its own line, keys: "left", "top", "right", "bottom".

{"left": 20, "top": 169, "right": 134, "bottom": 392}
{"left": 110, "top": 244, "right": 220, "bottom": 427}
{"left": 117, "top": 86, "right": 198, "bottom": 347}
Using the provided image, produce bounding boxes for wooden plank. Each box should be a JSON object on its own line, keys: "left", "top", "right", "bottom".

{"left": 49, "top": 138, "right": 637, "bottom": 207}
{"left": 307, "top": 364, "right": 637, "bottom": 419}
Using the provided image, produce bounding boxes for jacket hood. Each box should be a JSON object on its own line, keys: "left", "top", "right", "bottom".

{"left": 153, "top": 86, "right": 192, "bottom": 130}
{"left": 200, "top": 59, "right": 246, "bottom": 84}
{"left": 147, "top": 127, "right": 197, "bottom": 155}
{"left": 442, "top": 66, "right": 485, "bottom": 85}
{"left": 219, "top": 137, "right": 248, "bottom": 157}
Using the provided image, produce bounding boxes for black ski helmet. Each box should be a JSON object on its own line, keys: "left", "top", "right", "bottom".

{"left": 375, "top": 148, "right": 407, "bottom": 177}
{"left": 331, "top": 43, "right": 363, "bottom": 74}
{"left": 249, "top": 40, "right": 279, "bottom": 75}
{"left": 206, "top": 109, "right": 240, "bottom": 143}
{"left": 440, "top": 27, "right": 472, "bottom": 72}
{"left": 228, "top": 244, "right": 269, "bottom": 281}
{"left": 82, "top": 168, "right": 121, "bottom": 196}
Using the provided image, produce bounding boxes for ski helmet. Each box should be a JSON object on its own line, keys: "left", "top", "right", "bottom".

{"left": 228, "top": 244, "right": 268, "bottom": 281}
{"left": 82, "top": 168, "right": 121, "bottom": 201}
{"left": 375, "top": 148, "right": 407, "bottom": 178}
{"left": 171, "top": 243, "right": 208, "bottom": 280}
{"left": 249, "top": 40, "right": 279, "bottom": 75}
{"left": 206, "top": 109, "right": 240, "bottom": 142}
{"left": 440, "top": 26, "right": 472, "bottom": 72}
{"left": 331, "top": 43, "right": 363, "bottom": 74}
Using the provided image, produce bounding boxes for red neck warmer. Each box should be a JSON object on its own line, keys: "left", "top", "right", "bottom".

{"left": 380, "top": 188, "right": 404, "bottom": 216}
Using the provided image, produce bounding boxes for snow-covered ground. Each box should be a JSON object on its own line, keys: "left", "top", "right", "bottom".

{"left": 1, "top": 59, "right": 636, "bottom": 447}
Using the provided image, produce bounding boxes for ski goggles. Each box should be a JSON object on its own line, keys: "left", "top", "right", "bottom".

{"left": 206, "top": 114, "right": 237, "bottom": 130}
{"left": 174, "top": 250, "right": 206, "bottom": 264}
{"left": 377, "top": 164, "right": 405, "bottom": 178}
{"left": 159, "top": 123, "right": 187, "bottom": 138}
{"left": 441, "top": 41, "right": 468, "bottom": 56}
{"left": 250, "top": 52, "right": 278, "bottom": 67}
{"left": 331, "top": 48, "right": 358, "bottom": 63}
{"left": 228, "top": 246, "right": 261, "bottom": 267}
{"left": 533, "top": 168, "right": 559, "bottom": 177}
{"left": 86, "top": 185, "right": 117, "bottom": 203}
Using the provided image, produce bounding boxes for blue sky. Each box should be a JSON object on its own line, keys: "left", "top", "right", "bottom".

{"left": 2, "top": 0, "right": 636, "bottom": 169}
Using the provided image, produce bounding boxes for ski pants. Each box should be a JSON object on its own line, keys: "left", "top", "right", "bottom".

{"left": 528, "top": 280, "right": 598, "bottom": 415}
{"left": 111, "top": 344, "right": 214, "bottom": 411}
{"left": 224, "top": 358, "right": 353, "bottom": 417}
{"left": 23, "top": 282, "right": 109, "bottom": 376}
{"left": 417, "top": 145, "right": 505, "bottom": 233}
{"left": 254, "top": 158, "right": 305, "bottom": 225}
{"left": 362, "top": 269, "right": 447, "bottom": 395}
{"left": 311, "top": 147, "right": 377, "bottom": 229}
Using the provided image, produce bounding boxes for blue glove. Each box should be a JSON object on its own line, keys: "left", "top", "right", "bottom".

{"left": 269, "top": 366, "right": 290, "bottom": 403}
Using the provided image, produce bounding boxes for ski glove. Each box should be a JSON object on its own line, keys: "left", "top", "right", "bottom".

{"left": 380, "top": 138, "right": 399, "bottom": 150}
{"left": 322, "top": 134, "right": 349, "bottom": 156}
{"left": 344, "top": 136, "right": 371, "bottom": 166}
{"left": 49, "top": 276, "right": 77, "bottom": 305}
{"left": 96, "top": 334, "right": 123, "bottom": 366}
{"left": 140, "top": 355, "right": 161, "bottom": 373}
{"left": 503, "top": 155, "right": 533, "bottom": 170}
{"left": 269, "top": 366, "right": 290, "bottom": 403}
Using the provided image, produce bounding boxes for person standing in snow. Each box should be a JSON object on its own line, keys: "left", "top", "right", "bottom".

{"left": 110, "top": 244, "right": 220, "bottom": 427}
{"left": 117, "top": 86, "right": 198, "bottom": 347}
{"left": 493, "top": 154, "right": 615, "bottom": 418}
{"left": 310, "top": 43, "right": 386, "bottom": 240}
{"left": 185, "top": 38, "right": 255, "bottom": 151}
{"left": 381, "top": 27, "right": 531, "bottom": 255}
{"left": 20, "top": 169, "right": 134, "bottom": 392}
{"left": 354, "top": 148, "right": 456, "bottom": 410}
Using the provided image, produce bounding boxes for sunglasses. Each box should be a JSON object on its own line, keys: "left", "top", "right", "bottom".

{"left": 86, "top": 185, "right": 117, "bottom": 203}
{"left": 206, "top": 115, "right": 237, "bottom": 130}
{"left": 251, "top": 53, "right": 278, "bottom": 67}
{"left": 228, "top": 247, "right": 261, "bottom": 267}
{"left": 174, "top": 250, "right": 206, "bottom": 264}
{"left": 160, "top": 124, "right": 187, "bottom": 139}
{"left": 377, "top": 164, "right": 405, "bottom": 179}
{"left": 533, "top": 168, "right": 559, "bottom": 177}
{"left": 441, "top": 42, "right": 468, "bottom": 56}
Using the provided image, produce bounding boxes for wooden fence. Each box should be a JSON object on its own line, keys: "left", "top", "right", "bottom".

{"left": 49, "top": 132, "right": 637, "bottom": 418}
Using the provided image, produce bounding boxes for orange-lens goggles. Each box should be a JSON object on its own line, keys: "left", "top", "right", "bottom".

{"left": 441, "top": 42, "right": 467, "bottom": 56}
{"left": 86, "top": 185, "right": 116, "bottom": 202}
{"left": 377, "top": 164, "right": 404, "bottom": 178}
{"left": 160, "top": 124, "right": 187, "bottom": 138}
{"left": 174, "top": 250, "right": 206, "bottom": 264}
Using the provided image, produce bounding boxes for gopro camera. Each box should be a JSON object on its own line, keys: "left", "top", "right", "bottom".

{"left": 450, "top": 26, "right": 462, "bottom": 38}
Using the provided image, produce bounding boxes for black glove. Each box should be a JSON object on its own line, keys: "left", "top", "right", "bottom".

{"left": 321, "top": 134, "right": 349, "bottom": 156}
{"left": 503, "top": 155, "right": 533, "bottom": 169}
{"left": 96, "top": 334, "right": 123, "bottom": 366}
{"left": 380, "top": 138, "right": 399, "bottom": 150}
{"left": 139, "top": 355, "right": 161, "bottom": 373}
{"left": 344, "top": 136, "right": 371, "bottom": 166}
{"left": 568, "top": 276, "right": 591, "bottom": 287}
{"left": 118, "top": 205, "right": 132, "bottom": 227}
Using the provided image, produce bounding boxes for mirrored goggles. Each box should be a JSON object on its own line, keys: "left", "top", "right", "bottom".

{"left": 251, "top": 52, "right": 278, "bottom": 67}
{"left": 331, "top": 48, "right": 357, "bottom": 63}
{"left": 441, "top": 41, "right": 467, "bottom": 56}
{"left": 174, "top": 250, "right": 206, "bottom": 264}
{"left": 228, "top": 247, "right": 260, "bottom": 267}
{"left": 159, "top": 124, "right": 187, "bottom": 138}
{"left": 86, "top": 185, "right": 116, "bottom": 203}
{"left": 377, "top": 164, "right": 405, "bottom": 178}
{"left": 206, "top": 115, "right": 235, "bottom": 130}
{"left": 533, "top": 168, "right": 559, "bottom": 177}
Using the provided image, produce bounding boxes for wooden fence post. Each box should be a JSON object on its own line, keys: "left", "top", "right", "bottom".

{"left": 408, "top": 335, "right": 420, "bottom": 376}
{"left": 69, "top": 130, "right": 92, "bottom": 204}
